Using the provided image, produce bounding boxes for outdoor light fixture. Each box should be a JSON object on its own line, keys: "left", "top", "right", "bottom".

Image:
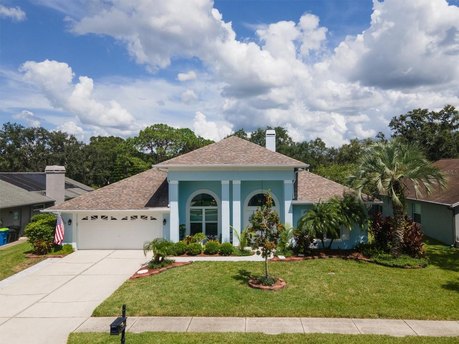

{"left": 163, "top": 218, "right": 167, "bottom": 226}
{"left": 110, "top": 304, "right": 127, "bottom": 344}
{"left": 67, "top": 219, "right": 72, "bottom": 226}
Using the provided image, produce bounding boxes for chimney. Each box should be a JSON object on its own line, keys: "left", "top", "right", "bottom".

{"left": 266, "top": 129, "right": 276, "bottom": 152}
{"left": 45, "top": 165, "right": 66, "bottom": 205}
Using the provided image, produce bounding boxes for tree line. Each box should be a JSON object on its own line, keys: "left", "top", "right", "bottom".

{"left": 0, "top": 105, "right": 457, "bottom": 188}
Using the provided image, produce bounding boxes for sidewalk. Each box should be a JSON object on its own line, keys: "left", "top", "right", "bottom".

{"left": 75, "top": 316, "right": 459, "bottom": 337}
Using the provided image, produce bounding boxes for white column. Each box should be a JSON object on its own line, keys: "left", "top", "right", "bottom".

{"left": 284, "top": 180, "right": 294, "bottom": 226}
{"left": 232, "top": 180, "right": 241, "bottom": 246}
{"left": 169, "top": 180, "right": 179, "bottom": 242}
{"left": 221, "top": 180, "right": 230, "bottom": 243}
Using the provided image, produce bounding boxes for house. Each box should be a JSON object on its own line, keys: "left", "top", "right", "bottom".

{"left": 0, "top": 166, "right": 92, "bottom": 241}
{"left": 404, "top": 159, "right": 459, "bottom": 246}
{"left": 47, "top": 131, "right": 369, "bottom": 250}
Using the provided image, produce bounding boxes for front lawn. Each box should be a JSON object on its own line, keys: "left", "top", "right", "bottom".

{"left": 0, "top": 241, "right": 45, "bottom": 281}
{"left": 93, "top": 243, "right": 459, "bottom": 319}
{"left": 68, "top": 332, "right": 459, "bottom": 344}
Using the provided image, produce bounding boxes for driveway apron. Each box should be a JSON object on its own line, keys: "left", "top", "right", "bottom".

{"left": 0, "top": 250, "right": 148, "bottom": 344}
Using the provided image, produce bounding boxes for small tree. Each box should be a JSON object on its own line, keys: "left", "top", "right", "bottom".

{"left": 247, "top": 193, "right": 284, "bottom": 283}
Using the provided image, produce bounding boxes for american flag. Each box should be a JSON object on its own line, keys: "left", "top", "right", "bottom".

{"left": 54, "top": 215, "right": 65, "bottom": 245}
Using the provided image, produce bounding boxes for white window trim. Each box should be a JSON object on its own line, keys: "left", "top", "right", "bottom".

{"left": 186, "top": 189, "right": 221, "bottom": 237}
{"left": 243, "top": 189, "right": 280, "bottom": 228}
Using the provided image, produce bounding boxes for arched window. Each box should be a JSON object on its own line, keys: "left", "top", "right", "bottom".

{"left": 248, "top": 193, "right": 276, "bottom": 207}
{"left": 189, "top": 193, "right": 218, "bottom": 236}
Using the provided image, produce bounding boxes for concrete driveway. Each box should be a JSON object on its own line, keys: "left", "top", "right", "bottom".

{"left": 0, "top": 250, "right": 149, "bottom": 344}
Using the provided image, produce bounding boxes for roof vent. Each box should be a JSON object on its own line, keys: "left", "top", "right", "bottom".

{"left": 266, "top": 129, "right": 276, "bottom": 152}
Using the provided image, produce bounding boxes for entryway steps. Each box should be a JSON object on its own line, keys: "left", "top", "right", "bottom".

{"left": 75, "top": 316, "right": 459, "bottom": 337}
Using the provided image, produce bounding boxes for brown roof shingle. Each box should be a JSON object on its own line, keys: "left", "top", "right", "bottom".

{"left": 295, "top": 170, "right": 354, "bottom": 203}
{"left": 405, "top": 159, "right": 459, "bottom": 206}
{"left": 156, "top": 136, "right": 308, "bottom": 168}
{"left": 48, "top": 169, "right": 168, "bottom": 211}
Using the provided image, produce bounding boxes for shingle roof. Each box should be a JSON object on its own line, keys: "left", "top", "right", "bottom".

{"left": 0, "top": 180, "right": 53, "bottom": 209}
{"left": 48, "top": 169, "right": 168, "bottom": 211}
{"left": 156, "top": 136, "right": 308, "bottom": 168}
{"left": 0, "top": 173, "right": 92, "bottom": 200}
{"left": 295, "top": 170, "right": 354, "bottom": 203}
{"left": 405, "top": 159, "right": 459, "bottom": 206}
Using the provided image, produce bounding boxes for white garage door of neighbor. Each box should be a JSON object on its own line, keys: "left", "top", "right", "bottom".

{"left": 77, "top": 214, "right": 163, "bottom": 249}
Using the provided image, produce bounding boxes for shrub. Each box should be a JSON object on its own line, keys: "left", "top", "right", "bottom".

{"left": 370, "top": 213, "right": 394, "bottom": 251}
{"left": 292, "top": 227, "right": 312, "bottom": 255}
{"left": 173, "top": 241, "right": 188, "bottom": 255}
{"left": 186, "top": 243, "right": 202, "bottom": 256}
{"left": 219, "top": 242, "right": 234, "bottom": 256}
{"left": 184, "top": 232, "right": 206, "bottom": 244}
{"left": 403, "top": 218, "right": 425, "bottom": 258}
{"left": 204, "top": 240, "right": 220, "bottom": 255}
{"left": 24, "top": 213, "right": 57, "bottom": 255}
{"left": 143, "top": 238, "right": 175, "bottom": 263}
{"left": 148, "top": 258, "right": 174, "bottom": 269}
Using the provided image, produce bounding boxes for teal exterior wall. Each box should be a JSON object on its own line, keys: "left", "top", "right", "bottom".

{"left": 406, "top": 199, "right": 455, "bottom": 245}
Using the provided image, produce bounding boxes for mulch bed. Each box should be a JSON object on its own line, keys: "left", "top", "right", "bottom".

{"left": 130, "top": 261, "right": 192, "bottom": 279}
{"left": 272, "top": 250, "right": 370, "bottom": 262}
{"left": 248, "top": 277, "right": 286, "bottom": 291}
{"left": 25, "top": 253, "right": 68, "bottom": 258}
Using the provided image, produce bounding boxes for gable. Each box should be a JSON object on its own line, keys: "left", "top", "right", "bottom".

{"left": 156, "top": 136, "right": 308, "bottom": 168}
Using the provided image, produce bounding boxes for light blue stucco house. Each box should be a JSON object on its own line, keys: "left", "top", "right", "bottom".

{"left": 49, "top": 131, "right": 367, "bottom": 250}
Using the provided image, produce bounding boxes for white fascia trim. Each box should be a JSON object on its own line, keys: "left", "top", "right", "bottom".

{"left": 43, "top": 208, "right": 170, "bottom": 213}
{"left": 406, "top": 197, "right": 454, "bottom": 208}
{"left": 291, "top": 200, "right": 315, "bottom": 205}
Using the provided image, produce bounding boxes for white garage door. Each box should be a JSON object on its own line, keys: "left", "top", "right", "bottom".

{"left": 77, "top": 213, "right": 163, "bottom": 249}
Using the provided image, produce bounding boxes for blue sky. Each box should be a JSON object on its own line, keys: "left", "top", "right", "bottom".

{"left": 1, "top": 0, "right": 459, "bottom": 145}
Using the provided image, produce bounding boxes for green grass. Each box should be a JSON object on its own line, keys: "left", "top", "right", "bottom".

{"left": 68, "top": 332, "right": 459, "bottom": 344}
{"left": 93, "top": 243, "right": 459, "bottom": 319}
{"left": 0, "top": 242, "right": 45, "bottom": 281}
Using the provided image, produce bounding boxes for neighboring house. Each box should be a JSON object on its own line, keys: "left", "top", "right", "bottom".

{"left": 404, "top": 159, "right": 459, "bottom": 246}
{"left": 0, "top": 166, "right": 92, "bottom": 241}
{"left": 48, "top": 131, "right": 369, "bottom": 250}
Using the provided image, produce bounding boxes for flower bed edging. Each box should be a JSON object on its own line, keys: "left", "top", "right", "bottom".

{"left": 248, "top": 277, "right": 286, "bottom": 291}
{"left": 130, "top": 261, "right": 192, "bottom": 279}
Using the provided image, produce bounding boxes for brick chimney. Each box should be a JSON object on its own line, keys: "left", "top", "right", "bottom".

{"left": 45, "top": 165, "right": 66, "bottom": 205}
{"left": 265, "top": 129, "right": 276, "bottom": 152}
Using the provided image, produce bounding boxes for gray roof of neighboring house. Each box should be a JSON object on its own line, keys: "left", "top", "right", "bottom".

{"left": 0, "top": 180, "right": 54, "bottom": 209}
{"left": 0, "top": 172, "right": 93, "bottom": 201}
{"left": 48, "top": 169, "right": 168, "bottom": 211}
{"left": 405, "top": 159, "right": 459, "bottom": 206}
{"left": 156, "top": 136, "right": 308, "bottom": 168}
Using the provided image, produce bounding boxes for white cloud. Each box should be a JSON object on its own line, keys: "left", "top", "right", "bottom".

{"left": 0, "top": 4, "right": 26, "bottom": 22}
{"left": 19, "top": 59, "right": 136, "bottom": 130}
{"left": 13, "top": 110, "right": 41, "bottom": 127}
{"left": 193, "top": 111, "right": 233, "bottom": 141}
{"left": 177, "top": 71, "right": 197, "bottom": 81}
{"left": 15, "top": 0, "right": 459, "bottom": 146}
{"left": 56, "top": 121, "right": 84, "bottom": 140}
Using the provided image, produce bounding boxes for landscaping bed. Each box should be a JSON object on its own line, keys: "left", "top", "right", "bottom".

{"left": 93, "top": 242, "right": 459, "bottom": 320}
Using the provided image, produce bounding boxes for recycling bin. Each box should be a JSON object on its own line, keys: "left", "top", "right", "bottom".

{"left": 0, "top": 228, "right": 9, "bottom": 246}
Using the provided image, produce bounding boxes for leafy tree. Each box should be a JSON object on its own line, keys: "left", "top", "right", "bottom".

{"left": 230, "top": 128, "right": 249, "bottom": 140}
{"left": 349, "top": 139, "right": 445, "bottom": 256}
{"left": 314, "top": 163, "right": 357, "bottom": 186}
{"left": 389, "top": 105, "right": 459, "bottom": 161}
{"left": 249, "top": 126, "right": 294, "bottom": 154}
{"left": 132, "top": 124, "right": 212, "bottom": 163}
{"left": 247, "top": 193, "right": 284, "bottom": 282}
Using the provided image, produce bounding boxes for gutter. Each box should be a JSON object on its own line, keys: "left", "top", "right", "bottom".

{"left": 42, "top": 208, "right": 170, "bottom": 213}
{"left": 406, "top": 197, "right": 455, "bottom": 208}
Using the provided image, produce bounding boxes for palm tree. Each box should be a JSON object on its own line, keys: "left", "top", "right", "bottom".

{"left": 349, "top": 139, "right": 445, "bottom": 256}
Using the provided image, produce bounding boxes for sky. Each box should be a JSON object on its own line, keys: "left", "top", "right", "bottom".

{"left": 1, "top": 0, "right": 459, "bottom": 146}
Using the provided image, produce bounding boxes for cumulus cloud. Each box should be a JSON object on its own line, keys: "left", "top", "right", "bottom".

{"left": 193, "top": 111, "right": 232, "bottom": 141}
{"left": 19, "top": 59, "right": 136, "bottom": 130}
{"left": 56, "top": 121, "right": 85, "bottom": 140}
{"left": 25, "top": 0, "right": 459, "bottom": 145}
{"left": 177, "top": 71, "right": 197, "bottom": 81}
{"left": 13, "top": 110, "right": 41, "bottom": 127}
{"left": 0, "top": 4, "right": 26, "bottom": 22}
